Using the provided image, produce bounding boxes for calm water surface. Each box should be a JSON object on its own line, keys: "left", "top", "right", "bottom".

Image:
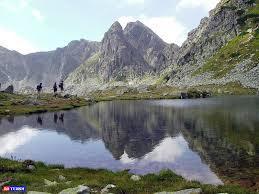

{"left": 0, "top": 96, "right": 258, "bottom": 185}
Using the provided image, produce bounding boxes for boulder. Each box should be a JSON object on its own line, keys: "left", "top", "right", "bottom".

{"left": 130, "top": 175, "right": 141, "bottom": 181}
{"left": 180, "top": 92, "right": 188, "bottom": 99}
{"left": 58, "top": 175, "right": 66, "bottom": 181}
{"left": 64, "top": 94, "right": 71, "bottom": 99}
{"left": 100, "top": 184, "right": 116, "bottom": 194}
{"left": 4, "top": 85, "right": 14, "bottom": 94}
{"left": 27, "top": 165, "right": 36, "bottom": 170}
{"left": 59, "top": 185, "right": 90, "bottom": 194}
{"left": 44, "top": 179, "right": 57, "bottom": 186}
{"left": 173, "top": 188, "right": 202, "bottom": 194}
{"left": 22, "top": 160, "right": 36, "bottom": 170}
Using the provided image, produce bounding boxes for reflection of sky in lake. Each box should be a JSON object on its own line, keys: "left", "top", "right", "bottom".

{"left": 1, "top": 96, "right": 258, "bottom": 186}
{"left": 1, "top": 126, "right": 222, "bottom": 185}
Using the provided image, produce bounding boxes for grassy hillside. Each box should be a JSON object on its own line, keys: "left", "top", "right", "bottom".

{"left": 193, "top": 0, "right": 259, "bottom": 78}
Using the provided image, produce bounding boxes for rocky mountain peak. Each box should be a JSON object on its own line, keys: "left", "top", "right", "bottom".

{"left": 108, "top": 21, "right": 123, "bottom": 33}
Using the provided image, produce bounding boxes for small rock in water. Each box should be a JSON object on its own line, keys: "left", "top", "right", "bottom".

{"left": 101, "top": 184, "right": 116, "bottom": 194}
{"left": 58, "top": 175, "right": 66, "bottom": 181}
{"left": 44, "top": 179, "right": 57, "bottom": 186}
{"left": 130, "top": 175, "right": 141, "bottom": 181}
{"left": 28, "top": 192, "right": 51, "bottom": 194}
{"left": 59, "top": 185, "right": 90, "bottom": 194}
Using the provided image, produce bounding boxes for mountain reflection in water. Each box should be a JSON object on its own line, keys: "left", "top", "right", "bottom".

{"left": 0, "top": 96, "right": 258, "bottom": 185}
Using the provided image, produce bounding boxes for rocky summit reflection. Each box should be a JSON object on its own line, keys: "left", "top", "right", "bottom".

{"left": 0, "top": 96, "right": 258, "bottom": 186}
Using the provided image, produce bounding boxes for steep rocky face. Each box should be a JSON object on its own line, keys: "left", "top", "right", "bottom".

{"left": 0, "top": 47, "right": 27, "bottom": 88}
{"left": 0, "top": 40, "right": 100, "bottom": 91}
{"left": 177, "top": 0, "right": 251, "bottom": 66}
{"left": 65, "top": 22, "right": 155, "bottom": 94}
{"left": 124, "top": 21, "right": 178, "bottom": 71}
{"left": 99, "top": 21, "right": 151, "bottom": 81}
{"left": 166, "top": 0, "right": 259, "bottom": 90}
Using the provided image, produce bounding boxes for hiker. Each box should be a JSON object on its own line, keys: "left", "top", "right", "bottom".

{"left": 59, "top": 113, "right": 64, "bottom": 123}
{"left": 53, "top": 82, "right": 57, "bottom": 96}
{"left": 59, "top": 80, "right": 64, "bottom": 92}
{"left": 36, "top": 83, "right": 43, "bottom": 98}
{"left": 54, "top": 113, "right": 58, "bottom": 123}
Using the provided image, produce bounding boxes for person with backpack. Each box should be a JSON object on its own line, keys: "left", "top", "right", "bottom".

{"left": 59, "top": 80, "right": 64, "bottom": 92}
{"left": 36, "top": 83, "right": 42, "bottom": 98}
{"left": 53, "top": 82, "right": 58, "bottom": 97}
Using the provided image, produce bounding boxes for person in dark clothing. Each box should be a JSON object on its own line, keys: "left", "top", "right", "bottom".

{"left": 36, "top": 83, "right": 42, "bottom": 98}
{"left": 59, "top": 113, "right": 64, "bottom": 123}
{"left": 37, "top": 116, "right": 43, "bottom": 125}
{"left": 54, "top": 113, "right": 58, "bottom": 123}
{"left": 59, "top": 81, "right": 64, "bottom": 92}
{"left": 53, "top": 82, "right": 57, "bottom": 96}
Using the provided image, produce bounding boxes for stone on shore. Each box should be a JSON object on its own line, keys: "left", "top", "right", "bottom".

{"left": 154, "top": 188, "right": 202, "bottom": 194}
{"left": 4, "top": 85, "right": 14, "bottom": 94}
{"left": 101, "top": 184, "right": 116, "bottom": 194}
{"left": 44, "top": 179, "right": 57, "bottom": 186}
{"left": 130, "top": 175, "right": 141, "bottom": 181}
{"left": 59, "top": 185, "right": 90, "bottom": 194}
{"left": 58, "top": 175, "right": 66, "bottom": 181}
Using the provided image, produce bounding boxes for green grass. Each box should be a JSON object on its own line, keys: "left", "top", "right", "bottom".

{"left": 0, "top": 158, "right": 256, "bottom": 194}
{"left": 0, "top": 92, "right": 89, "bottom": 116}
{"left": 192, "top": 31, "right": 259, "bottom": 78}
{"left": 190, "top": 82, "right": 257, "bottom": 95}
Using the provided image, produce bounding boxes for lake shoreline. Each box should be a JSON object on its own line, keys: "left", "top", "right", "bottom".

{"left": 1, "top": 92, "right": 258, "bottom": 193}
{"left": 0, "top": 157, "right": 255, "bottom": 194}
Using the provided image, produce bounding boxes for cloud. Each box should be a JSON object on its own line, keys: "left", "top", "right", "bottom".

{"left": 0, "top": 0, "right": 45, "bottom": 22}
{"left": 0, "top": 126, "right": 39, "bottom": 156}
{"left": 118, "top": 15, "right": 188, "bottom": 45}
{"left": 32, "top": 9, "right": 45, "bottom": 22}
{"left": 176, "top": 0, "right": 220, "bottom": 12}
{"left": 0, "top": 27, "right": 38, "bottom": 54}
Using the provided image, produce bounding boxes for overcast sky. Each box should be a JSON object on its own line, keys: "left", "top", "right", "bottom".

{"left": 0, "top": 0, "right": 219, "bottom": 54}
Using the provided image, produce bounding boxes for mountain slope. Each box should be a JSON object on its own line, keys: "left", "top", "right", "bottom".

{"left": 0, "top": 39, "right": 100, "bottom": 91}
{"left": 162, "top": 0, "right": 259, "bottom": 91}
